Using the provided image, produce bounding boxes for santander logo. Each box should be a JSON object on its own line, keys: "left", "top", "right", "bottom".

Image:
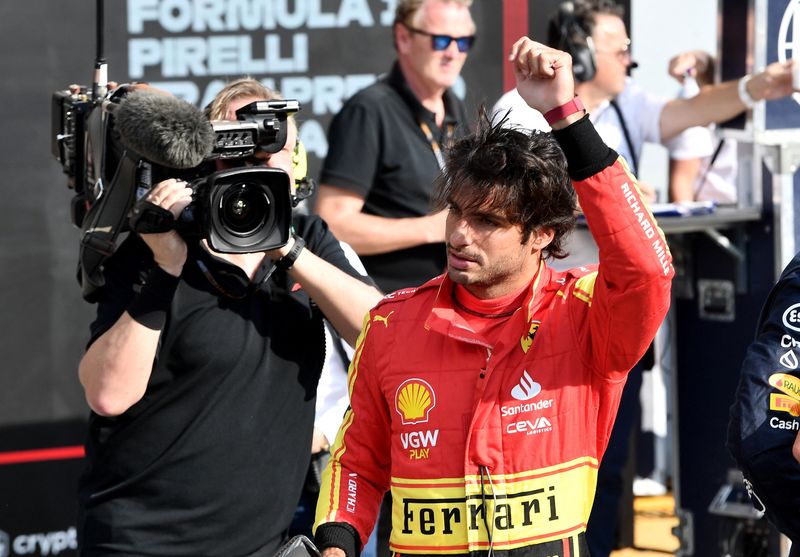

{"left": 511, "top": 370, "right": 542, "bottom": 401}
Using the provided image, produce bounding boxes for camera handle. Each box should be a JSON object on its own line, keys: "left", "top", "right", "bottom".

{"left": 292, "top": 177, "right": 316, "bottom": 207}
{"left": 273, "top": 535, "right": 321, "bottom": 557}
{"left": 128, "top": 200, "right": 178, "bottom": 234}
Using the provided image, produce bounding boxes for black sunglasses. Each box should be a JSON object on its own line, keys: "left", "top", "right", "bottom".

{"left": 404, "top": 24, "right": 476, "bottom": 53}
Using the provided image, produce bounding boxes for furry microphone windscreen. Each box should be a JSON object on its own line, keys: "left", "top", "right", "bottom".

{"left": 113, "top": 90, "right": 215, "bottom": 169}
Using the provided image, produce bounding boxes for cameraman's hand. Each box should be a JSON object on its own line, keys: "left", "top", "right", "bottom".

{"left": 141, "top": 179, "right": 193, "bottom": 277}
{"left": 263, "top": 234, "right": 297, "bottom": 262}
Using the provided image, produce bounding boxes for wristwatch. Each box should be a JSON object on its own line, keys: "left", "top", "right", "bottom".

{"left": 275, "top": 234, "right": 306, "bottom": 271}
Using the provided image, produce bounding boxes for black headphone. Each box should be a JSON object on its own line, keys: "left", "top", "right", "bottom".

{"left": 554, "top": 1, "right": 596, "bottom": 83}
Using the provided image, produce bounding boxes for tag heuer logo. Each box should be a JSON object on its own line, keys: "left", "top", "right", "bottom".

{"left": 511, "top": 370, "right": 541, "bottom": 401}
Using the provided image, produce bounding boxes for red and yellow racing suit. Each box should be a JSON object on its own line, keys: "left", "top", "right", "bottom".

{"left": 314, "top": 118, "right": 673, "bottom": 557}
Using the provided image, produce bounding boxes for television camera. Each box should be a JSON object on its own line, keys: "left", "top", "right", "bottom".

{"left": 52, "top": 80, "right": 309, "bottom": 301}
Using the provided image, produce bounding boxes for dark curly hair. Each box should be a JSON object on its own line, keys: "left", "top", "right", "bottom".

{"left": 432, "top": 109, "right": 577, "bottom": 260}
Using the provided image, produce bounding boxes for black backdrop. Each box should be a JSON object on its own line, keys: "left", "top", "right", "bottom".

{"left": 1, "top": 0, "right": 602, "bottom": 429}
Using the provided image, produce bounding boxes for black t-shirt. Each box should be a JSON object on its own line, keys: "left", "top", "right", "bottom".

{"left": 320, "top": 62, "right": 470, "bottom": 293}
{"left": 78, "top": 214, "right": 367, "bottom": 557}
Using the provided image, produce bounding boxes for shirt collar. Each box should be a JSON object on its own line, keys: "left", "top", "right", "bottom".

{"left": 424, "top": 259, "right": 554, "bottom": 344}
{"left": 385, "top": 61, "right": 461, "bottom": 128}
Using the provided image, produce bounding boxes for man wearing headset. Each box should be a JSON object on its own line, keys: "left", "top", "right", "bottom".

{"left": 494, "top": 0, "right": 794, "bottom": 188}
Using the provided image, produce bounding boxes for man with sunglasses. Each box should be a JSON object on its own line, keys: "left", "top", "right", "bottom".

{"left": 315, "top": 0, "right": 476, "bottom": 295}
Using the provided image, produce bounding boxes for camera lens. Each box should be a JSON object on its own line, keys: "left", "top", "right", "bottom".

{"left": 218, "top": 182, "right": 270, "bottom": 236}
{"left": 203, "top": 167, "right": 290, "bottom": 253}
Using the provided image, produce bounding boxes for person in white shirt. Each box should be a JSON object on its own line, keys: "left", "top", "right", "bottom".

{"left": 493, "top": 2, "right": 792, "bottom": 180}
{"left": 667, "top": 50, "right": 739, "bottom": 204}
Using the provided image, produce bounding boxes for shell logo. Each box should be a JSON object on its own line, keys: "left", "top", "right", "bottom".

{"left": 395, "top": 378, "right": 436, "bottom": 425}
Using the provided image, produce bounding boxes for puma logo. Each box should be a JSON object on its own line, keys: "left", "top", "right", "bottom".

{"left": 373, "top": 311, "right": 395, "bottom": 327}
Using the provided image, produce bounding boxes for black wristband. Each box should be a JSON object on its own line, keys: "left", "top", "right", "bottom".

{"left": 315, "top": 522, "right": 360, "bottom": 557}
{"left": 550, "top": 113, "right": 618, "bottom": 182}
{"left": 275, "top": 234, "right": 306, "bottom": 271}
{"left": 127, "top": 266, "right": 180, "bottom": 330}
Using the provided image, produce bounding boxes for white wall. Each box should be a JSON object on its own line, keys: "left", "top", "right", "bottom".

{"left": 627, "top": 0, "right": 720, "bottom": 490}
{"left": 630, "top": 0, "right": 719, "bottom": 201}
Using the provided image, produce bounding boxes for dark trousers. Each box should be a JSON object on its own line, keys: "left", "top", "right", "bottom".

{"left": 586, "top": 362, "right": 644, "bottom": 557}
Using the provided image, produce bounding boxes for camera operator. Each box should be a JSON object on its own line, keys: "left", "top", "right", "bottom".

{"left": 75, "top": 78, "right": 383, "bottom": 557}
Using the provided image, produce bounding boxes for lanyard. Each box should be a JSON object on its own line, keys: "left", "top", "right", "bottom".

{"left": 419, "top": 120, "right": 455, "bottom": 171}
{"left": 608, "top": 99, "right": 638, "bottom": 176}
